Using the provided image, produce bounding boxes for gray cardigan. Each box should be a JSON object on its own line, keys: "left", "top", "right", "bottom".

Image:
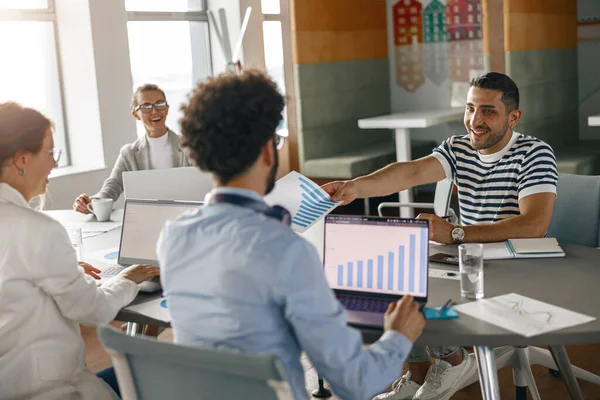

{"left": 94, "top": 130, "right": 191, "bottom": 201}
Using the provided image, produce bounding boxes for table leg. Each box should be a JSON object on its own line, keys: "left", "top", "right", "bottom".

{"left": 394, "top": 128, "right": 413, "bottom": 218}
{"left": 549, "top": 345, "right": 584, "bottom": 400}
{"left": 125, "top": 322, "right": 145, "bottom": 336}
{"left": 474, "top": 346, "right": 501, "bottom": 400}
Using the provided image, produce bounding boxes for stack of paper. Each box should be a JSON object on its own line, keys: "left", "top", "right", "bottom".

{"left": 454, "top": 293, "right": 595, "bottom": 337}
{"left": 483, "top": 238, "right": 565, "bottom": 260}
{"left": 127, "top": 297, "right": 171, "bottom": 323}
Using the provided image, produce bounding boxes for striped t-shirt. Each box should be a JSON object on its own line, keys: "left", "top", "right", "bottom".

{"left": 432, "top": 131, "right": 558, "bottom": 226}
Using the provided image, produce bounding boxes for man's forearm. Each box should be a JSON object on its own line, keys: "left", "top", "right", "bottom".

{"left": 463, "top": 214, "right": 548, "bottom": 243}
{"left": 352, "top": 162, "right": 420, "bottom": 198}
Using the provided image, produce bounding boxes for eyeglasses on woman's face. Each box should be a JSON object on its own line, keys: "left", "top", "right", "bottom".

{"left": 134, "top": 100, "right": 168, "bottom": 114}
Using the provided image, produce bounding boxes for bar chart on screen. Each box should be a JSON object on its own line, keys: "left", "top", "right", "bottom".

{"left": 324, "top": 221, "right": 428, "bottom": 296}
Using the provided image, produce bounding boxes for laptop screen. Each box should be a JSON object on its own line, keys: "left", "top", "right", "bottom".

{"left": 118, "top": 199, "right": 202, "bottom": 266}
{"left": 323, "top": 215, "right": 429, "bottom": 298}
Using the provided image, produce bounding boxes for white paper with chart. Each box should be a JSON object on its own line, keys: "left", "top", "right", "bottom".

{"left": 264, "top": 171, "right": 340, "bottom": 233}
{"left": 127, "top": 297, "right": 171, "bottom": 323}
{"left": 454, "top": 293, "right": 596, "bottom": 337}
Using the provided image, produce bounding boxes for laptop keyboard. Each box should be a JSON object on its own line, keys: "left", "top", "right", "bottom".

{"left": 338, "top": 295, "right": 392, "bottom": 313}
{"left": 100, "top": 265, "right": 126, "bottom": 279}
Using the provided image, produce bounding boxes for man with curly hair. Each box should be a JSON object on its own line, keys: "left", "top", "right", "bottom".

{"left": 157, "top": 70, "right": 426, "bottom": 400}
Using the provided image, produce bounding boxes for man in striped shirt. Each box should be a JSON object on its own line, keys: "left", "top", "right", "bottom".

{"left": 323, "top": 72, "right": 557, "bottom": 400}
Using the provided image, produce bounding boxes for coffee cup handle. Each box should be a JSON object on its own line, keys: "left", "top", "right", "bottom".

{"left": 87, "top": 203, "right": 94, "bottom": 213}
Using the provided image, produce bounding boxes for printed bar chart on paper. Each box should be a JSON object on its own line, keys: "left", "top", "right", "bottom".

{"left": 264, "top": 171, "right": 340, "bottom": 233}
{"left": 324, "top": 218, "right": 429, "bottom": 297}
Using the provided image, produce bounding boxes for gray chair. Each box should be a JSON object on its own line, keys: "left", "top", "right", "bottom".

{"left": 97, "top": 325, "right": 294, "bottom": 400}
{"left": 547, "top": 173, "right": 600, "bottom": 247}
{"left": 377, "top": 178, "right": 458, "bottom": 223}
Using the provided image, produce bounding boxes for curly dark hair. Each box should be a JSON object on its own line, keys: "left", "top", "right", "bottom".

{"left": 180, "top": 70, "right": 285, "bottom": 184}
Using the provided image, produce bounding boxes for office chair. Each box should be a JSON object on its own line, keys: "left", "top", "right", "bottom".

{"left": 377, "top": 178, "right": 458, "bottom": 223}
{"left": 98, "top": 325, "right": 293, "bottom": 400}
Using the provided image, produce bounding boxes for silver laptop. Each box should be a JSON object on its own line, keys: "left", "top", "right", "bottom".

{"left": 98, "top": 198, "right": 202, "bottom": 283}
{"left": 323, "top": 215, "right": 429, "bottom": 328}
{"left": 122, "top": 167, "right": 213, "bottom": 201}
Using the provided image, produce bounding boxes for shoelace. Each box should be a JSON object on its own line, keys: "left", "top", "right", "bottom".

{"left": 392, "top": 376, "right": 410, "bottom": 390}
{"left": 423, "top": 365, "right": 446, "bottom": 390}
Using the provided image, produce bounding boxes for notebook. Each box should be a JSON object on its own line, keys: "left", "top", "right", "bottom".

{"left": 483, "top": 238, "right": 565, "bottom": 260}
{"left": 323, "top": 215, "right": 429, "bottom": 328}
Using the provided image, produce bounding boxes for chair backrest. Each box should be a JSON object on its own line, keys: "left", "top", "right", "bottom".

{"left": 432, "top": 179, "right": 454, "bottom": 219}
{"left": 547, "top": 173, "right": 600, "bottom": 247}
{"left": 377, "top": 179, "right": 457, "bottom": 223}
{"left": 98, "top": 326, "right": 293, "bottom": 400}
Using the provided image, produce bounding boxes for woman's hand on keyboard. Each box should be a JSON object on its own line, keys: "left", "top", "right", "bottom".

{"left": 79, "top": 262, "right": 101, "bottom": 280}
{"left": 120, "top": 264, "right": 160, "bottom": 284}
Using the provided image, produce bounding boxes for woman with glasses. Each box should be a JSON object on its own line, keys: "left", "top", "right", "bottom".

{"left": 73, "top": 83, "right": 191, "bottom": 214}
{"left": 0, "top": 102, "right": 160, "bottom": 399}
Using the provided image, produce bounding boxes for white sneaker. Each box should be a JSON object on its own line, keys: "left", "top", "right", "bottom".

{"left": 372, "top": 372, "right": 421, "bottom": 400}
{"left": 413, "top": 349, "right": 477, "bottom": 400}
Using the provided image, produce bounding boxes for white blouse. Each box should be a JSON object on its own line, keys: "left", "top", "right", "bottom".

{"left": 0, "top": 183, "right": 139, "bottom": 399}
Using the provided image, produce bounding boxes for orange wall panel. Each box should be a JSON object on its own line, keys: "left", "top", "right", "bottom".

{"left": 504, "top": 0, "right": 576, "bottom": 16}
{"left": 292, "top": 0, "right": 386, "bottom": 32}
{"left": 504, "top": 13, "right": 577, "bottom": 51}
{"left": 293, "top": 29, "right": 388, "bottom": 64}
{"left": 291, "top": 0, "right": 388, "bottom": 64}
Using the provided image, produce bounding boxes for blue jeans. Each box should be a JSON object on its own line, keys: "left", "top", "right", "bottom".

{"left": 97, "top": 367, "right": 121, "bottom": 398}
{"left": 407, "top": 345, "right": 460, "bottom": 363}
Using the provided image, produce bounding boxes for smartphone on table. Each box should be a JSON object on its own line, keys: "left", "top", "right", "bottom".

{"left": 429, "top": 253, "right": 459, "bottom": 266}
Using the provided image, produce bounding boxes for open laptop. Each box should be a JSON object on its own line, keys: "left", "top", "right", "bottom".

{"left": 122, "top": 167, "right": 213, "bottom": 201}
{"left": 323, "top": 215, "right": 429, "bottom": 328}
{"left": 97, "top": 198, "right": 202, "bottom": 288}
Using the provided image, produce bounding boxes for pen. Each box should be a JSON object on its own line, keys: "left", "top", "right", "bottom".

{"left": 437, "top": 299, "right": 453, "bottom": 316}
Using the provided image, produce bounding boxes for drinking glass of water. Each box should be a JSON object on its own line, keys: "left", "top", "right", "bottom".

{"left": 66, "top": 226, "right": 84, "bottom": 262}
{"left": 458, "top": 243, "right": 484, "bottom": 300}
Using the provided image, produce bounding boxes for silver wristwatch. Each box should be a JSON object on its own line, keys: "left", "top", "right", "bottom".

{"left": 451, "top": 226, "right": 465, "bottom": 243}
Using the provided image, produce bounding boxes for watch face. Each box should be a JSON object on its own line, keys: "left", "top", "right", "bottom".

{"left": 452, "top": 227, "right": 465, "bottom": 241}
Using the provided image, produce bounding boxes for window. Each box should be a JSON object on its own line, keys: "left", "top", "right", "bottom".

{"left": 125, "top": 0, "right": 203, "bottom": 12}
{"left": 260, "top": 2, "right": 290, "bottom": 137}
{"left": 126, "top": 1, "right": 211, "bottom": 138}
{"left": 0, "top": 0, "right": 48, "bottom": 9}
{"left": 261, "top": 0, "right": 280, "bottom": 15}
{"left": 0, "top": 0, "right": 69, "bottom": 166}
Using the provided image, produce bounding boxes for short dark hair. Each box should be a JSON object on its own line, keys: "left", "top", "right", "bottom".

{"left": 180, "top": 70, "right": 284, "bottom": 184}
{"left": 130, "top": 83, "right": 166, "bottom": 110}
{"left": 469, "top": 72, "right": 519, "bottom": 112}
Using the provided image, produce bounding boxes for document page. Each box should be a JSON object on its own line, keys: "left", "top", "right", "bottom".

{"left": 454, "top": 293, "right": 596, "bottom": 337}
{"left": 264, "top": 171, "right": 341, "bottom": 233}
{"left": 127, "top": 297, "right": 171, "bottom": 323}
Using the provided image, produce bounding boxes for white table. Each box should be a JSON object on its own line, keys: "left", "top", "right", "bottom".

{"left": 358, "top": 108, "right": 464, "bottom": 217}
{"left": 588, "top": 115, "right": 600, "bottom": 126}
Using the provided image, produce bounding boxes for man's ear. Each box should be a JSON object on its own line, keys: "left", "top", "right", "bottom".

{"left": 510, "top": 109, "right": 522, "bottom": 128}
{"left": 261, "top": 139, "right": 275, "bottom": 168}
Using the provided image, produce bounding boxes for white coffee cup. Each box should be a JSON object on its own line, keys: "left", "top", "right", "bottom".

{"left": 87, "top": 198, "right": 114, "bottom": 222}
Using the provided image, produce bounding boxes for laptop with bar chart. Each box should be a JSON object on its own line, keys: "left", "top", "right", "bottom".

{"left": 323, "top": 215, "right": 429, "bottom": 328}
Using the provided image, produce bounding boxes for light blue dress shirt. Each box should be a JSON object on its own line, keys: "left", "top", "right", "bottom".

{"left": 157, "top": 187, "right": 414, "bottom": 400}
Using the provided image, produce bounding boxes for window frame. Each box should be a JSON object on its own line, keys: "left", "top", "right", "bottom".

{"left": 0, "top": 0, "right": 71, "bottom": 167}
{"left": 126, "top": 0, "right": 213, "bottom": 138}
{"left": 126, "top": 0, "right": 212, "bottom": 79}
